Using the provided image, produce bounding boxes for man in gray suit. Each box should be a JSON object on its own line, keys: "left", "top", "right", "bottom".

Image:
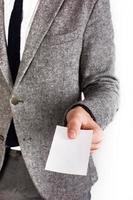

{"left": 0, "top": 0, "right": 119, "bottom": 199}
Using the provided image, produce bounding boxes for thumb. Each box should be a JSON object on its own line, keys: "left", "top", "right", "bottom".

{"left": 67, "top": 118, "right": 82, "bottom": 139}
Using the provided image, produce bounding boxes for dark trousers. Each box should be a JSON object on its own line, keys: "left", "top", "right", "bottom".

{"left": 0, "top": 147, "right": 91, "bottom": 200}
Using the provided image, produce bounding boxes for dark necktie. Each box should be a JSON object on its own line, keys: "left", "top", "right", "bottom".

{"left": 7, "top": 0, "right": 23, "bottom": 83}
{"left": 6, "top": 0, "right": 23, "bottom": 147}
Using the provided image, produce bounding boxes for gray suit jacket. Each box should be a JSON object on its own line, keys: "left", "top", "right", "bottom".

{"left": 0, "top": 0, "right": 119, "bottom": 199}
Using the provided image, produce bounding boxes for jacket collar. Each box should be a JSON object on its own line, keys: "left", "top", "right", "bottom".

{"left": 0, "top": 0, "right": 65, "bottom": 91}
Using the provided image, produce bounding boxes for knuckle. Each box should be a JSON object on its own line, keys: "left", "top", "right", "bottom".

{"left": 91, "top": 143, "right": 101, "bottom": 150}
{"left": 93, "top": 137, "right": 103, "bottom": 144}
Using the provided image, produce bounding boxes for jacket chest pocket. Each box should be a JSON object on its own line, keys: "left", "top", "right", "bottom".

{"left": 45, "top": 29, "right": 81, "bottom": 46}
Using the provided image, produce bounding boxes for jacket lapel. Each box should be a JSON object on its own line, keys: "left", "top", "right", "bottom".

{"left": 0, "top": 0, "right": 13, "bottom": 91}
{"left": 13, "top": 0, "right": 65, "bottom": 89}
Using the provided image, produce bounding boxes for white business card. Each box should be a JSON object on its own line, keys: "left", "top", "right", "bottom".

{"left": 45, "top": 125, "right": 93, "bottom": 176}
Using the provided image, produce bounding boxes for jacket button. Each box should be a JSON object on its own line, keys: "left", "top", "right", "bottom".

{"left": 0, "top": 135, "right": 4, "bottom": 143}
{"left": 11, "top": 95, "right": 24, "bottom": 105}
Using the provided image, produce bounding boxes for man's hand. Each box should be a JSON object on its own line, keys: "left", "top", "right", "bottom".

{"left": 66, "top": 106, "right": 103, "bottom": 153}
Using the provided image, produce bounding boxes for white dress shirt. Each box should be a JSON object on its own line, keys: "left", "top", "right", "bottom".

{"left": 4, "top": 0, "right": 40, "bottom": 150}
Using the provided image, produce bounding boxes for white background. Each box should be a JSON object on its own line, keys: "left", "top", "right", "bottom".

{"left": 92, "top": 0, "right": 133, "bottom": 199}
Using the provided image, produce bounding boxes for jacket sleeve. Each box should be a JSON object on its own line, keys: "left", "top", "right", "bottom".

{"left": 63, "top": 0, "right": 119, "bottom": 129}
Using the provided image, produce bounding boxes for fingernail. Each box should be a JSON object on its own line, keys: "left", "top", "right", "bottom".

{"left": 69, "top": 130, "right": 76, "bottom": 138}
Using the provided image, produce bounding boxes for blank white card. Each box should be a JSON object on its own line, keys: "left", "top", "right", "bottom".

{"left": 45, "top": 125, "right": 93, "bottom": 176}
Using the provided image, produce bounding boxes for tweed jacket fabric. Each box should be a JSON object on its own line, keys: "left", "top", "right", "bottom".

{"left": 0, "top": 0, "right": 119, "bottom": 199}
